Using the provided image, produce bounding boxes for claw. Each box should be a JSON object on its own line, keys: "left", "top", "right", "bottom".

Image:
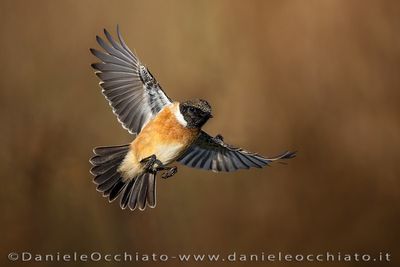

{"left": 162, "top": 166, "right": 178, "bottom": 179}
{"left": 215, "top": 134, "right": 224, "bottom": 143}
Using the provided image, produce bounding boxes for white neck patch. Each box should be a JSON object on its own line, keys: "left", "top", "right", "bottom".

{"left": 174, "top": 104, "right": 187, "bottom": 127}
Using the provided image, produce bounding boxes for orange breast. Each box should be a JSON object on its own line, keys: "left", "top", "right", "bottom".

{"left": 131, "top": 103, "right": 199, "bottom": 164}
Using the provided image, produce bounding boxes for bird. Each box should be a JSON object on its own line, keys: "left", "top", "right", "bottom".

{"left": 89, "top": 26, "right": 296, "bottom": 211}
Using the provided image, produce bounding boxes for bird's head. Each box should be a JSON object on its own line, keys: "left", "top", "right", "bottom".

{"left": 179, "top": 99, "right": 213, "bottom": 129}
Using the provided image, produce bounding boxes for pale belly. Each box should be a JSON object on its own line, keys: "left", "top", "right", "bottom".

{"left": 118, "top": 139, "right": 190, "bottom": 180}
{"left": 153, "top": 143, "right": 187, "bottom": 165}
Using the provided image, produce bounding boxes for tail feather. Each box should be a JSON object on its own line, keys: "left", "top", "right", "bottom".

{"left": 146, "top": 173, "right": 156, "bottom": 208}
{"left": 93, "top": 165, "right": 118, "bottom": 185}
{"left": 109, "top": 180, "right": 127, "bottom": 202}
{"left": 90, "top": 156, "right": 124, "bottom": 175}
{"left": 96, "top": 172, "right": 121, "bottom": 192}
{"left": 138, "top": 176, "right": 149, "bottom": 210}
{"left": 103, "top": 183, "right": 115, "bottom": 197}
{"left": 93, "top": 144, "right": 131, "bottom": 155}
{"left": 90, "top": 149, "right": 128, "bottom": 165}
{"left": 128, "top": 175, "right": 143, "bottom": 210}
{"left": 89, "top": 144, "right": 157, "bottom": 211}
{"left": 120, "top": 179, "right": 135, "bottom": 209}
{"left": 126, "top": 172, "right": 157, "bottom": 211}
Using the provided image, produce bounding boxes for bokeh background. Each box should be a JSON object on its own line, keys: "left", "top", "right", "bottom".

{"left": 1, "top": 1, "right": 399, "bottom": 266}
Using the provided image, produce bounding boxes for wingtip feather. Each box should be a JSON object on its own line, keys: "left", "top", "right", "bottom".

{"left": 89, "top": 47, "right": 98, "bottom": 56}
{"left": 91, "top": 63, "right": 99, "bottom": 70}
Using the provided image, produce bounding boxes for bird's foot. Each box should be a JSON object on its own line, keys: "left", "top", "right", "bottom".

{"left": 214, "top": 134, "right": 224, "bottom": 144}
{"left": 215, "top": 134, "right": 224, "bottom": 141}
{"left": 161, "top": 166, "right": 178, "bottom": 179}
{"left": 140, "top": 155, "right": 163, "bottom": 172}
{"left": 140, "top": 155, "right": 177, "bottom": 178}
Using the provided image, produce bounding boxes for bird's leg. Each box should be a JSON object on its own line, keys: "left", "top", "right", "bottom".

{"left": 140, "top": 155, "right": 158, "bottom": 171}
{"left": 161, "top": 166, "right": 178, "bottom": 179}
{"left": 140, "top": 155, "right": 177, "bottom": 178}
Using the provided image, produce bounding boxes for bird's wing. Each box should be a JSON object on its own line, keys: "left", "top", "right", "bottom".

{"left": 90, "top": 26, "right": 172, "bottom": 134}
{"left": 177, "top": 131, "right": 296, "bottom": 172}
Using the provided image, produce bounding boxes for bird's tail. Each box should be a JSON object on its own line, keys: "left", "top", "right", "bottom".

{"left": 89, "top": 144, "right": 156, "bottom": 211}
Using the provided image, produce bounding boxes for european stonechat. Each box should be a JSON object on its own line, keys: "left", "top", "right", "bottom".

{"left": 89, "top": 26, "right": 296, "bottom": 211}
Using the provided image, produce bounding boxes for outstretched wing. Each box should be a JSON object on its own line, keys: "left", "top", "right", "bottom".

{"left": 177, "top": 131, "right": 296, "bottom": 172}
{"left": 90, "top": 26, "right": 172, "bottom": 134}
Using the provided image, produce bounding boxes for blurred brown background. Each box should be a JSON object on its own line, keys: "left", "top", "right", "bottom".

{"left": 1, "top": 1, "right": 399, "bottom": 266}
